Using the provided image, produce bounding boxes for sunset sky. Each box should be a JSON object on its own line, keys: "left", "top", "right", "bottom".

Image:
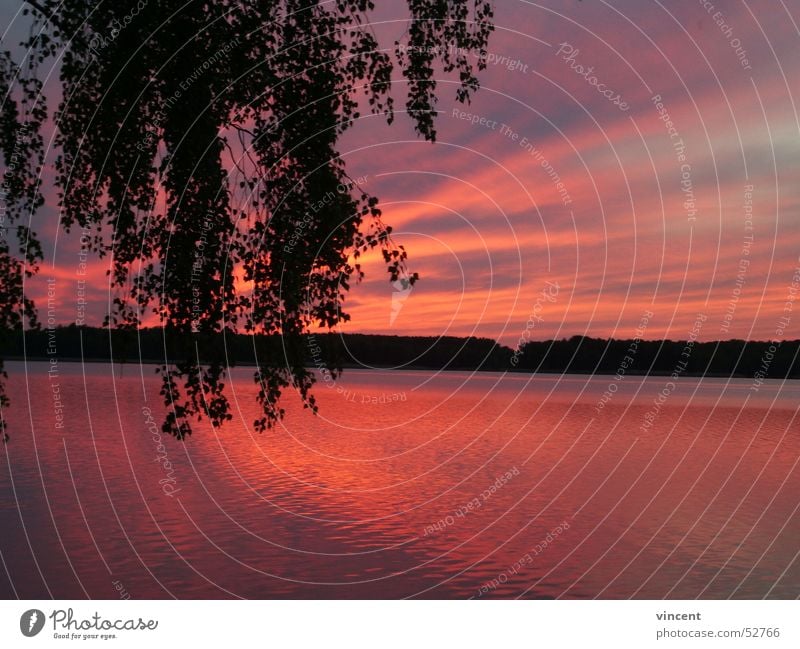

{"left": 12, "top": 0, "right": 800, "bottom": 346}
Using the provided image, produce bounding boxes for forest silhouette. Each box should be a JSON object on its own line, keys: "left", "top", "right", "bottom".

{"left": 4, "top": 325, "right": 798, "bottom": 379}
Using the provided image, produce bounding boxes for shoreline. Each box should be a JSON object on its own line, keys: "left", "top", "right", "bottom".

{"left": 3, "top": 356, "right": 794, "bottom": 381}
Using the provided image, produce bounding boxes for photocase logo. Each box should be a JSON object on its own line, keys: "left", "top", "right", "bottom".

{"left": 390, "top": 271, "right": 414, "bottom": 326}
{"left": 20, "top": 609, "right": 45, "bottom": 637}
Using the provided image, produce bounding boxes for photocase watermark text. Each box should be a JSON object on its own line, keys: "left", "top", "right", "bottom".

{"left": 510, "top": 281, "right": 560, "bottom": 367}
{"left": 556, "top": 43, "right": 629, "bottom": 111}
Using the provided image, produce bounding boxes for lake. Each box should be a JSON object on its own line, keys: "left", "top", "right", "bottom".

{"left": 1, "top": 361, "right": 798, "bottom": 598}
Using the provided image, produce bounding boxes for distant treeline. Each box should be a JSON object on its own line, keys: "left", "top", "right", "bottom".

{"left": 1, "top": 325, "right": 798, "bottom": 378}
{"left": 515, "top": 336, "right": 799, "bottom": 379}
{"left": 0, "top": 325, "right": 511, "bottom": 371}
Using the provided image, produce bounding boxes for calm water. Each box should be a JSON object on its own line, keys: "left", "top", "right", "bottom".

{"left": 1, "top": 361, "right": 798, "bottom": 599}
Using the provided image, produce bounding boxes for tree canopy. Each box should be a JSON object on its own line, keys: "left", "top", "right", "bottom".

{"left": 0, "top": 0, "right": 494, "bottom": 438}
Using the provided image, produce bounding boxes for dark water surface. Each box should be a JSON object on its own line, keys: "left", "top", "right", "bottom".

{"left": 1, "top": 361, "right": 798, "bottom": 598}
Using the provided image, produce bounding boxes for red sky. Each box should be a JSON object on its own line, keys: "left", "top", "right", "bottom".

{"left": 9, "top": 1, "right": 800, "bottom": 346}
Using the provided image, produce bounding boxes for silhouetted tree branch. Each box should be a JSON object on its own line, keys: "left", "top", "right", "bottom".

{"left": 1, "top": 0, "right": 494, "bottom": 439}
